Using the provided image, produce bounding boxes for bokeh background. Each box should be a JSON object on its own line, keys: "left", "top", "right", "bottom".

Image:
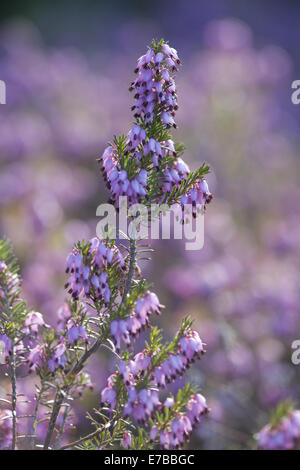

{"left": 1, "top": 0, "right": 300, "bottom": 449}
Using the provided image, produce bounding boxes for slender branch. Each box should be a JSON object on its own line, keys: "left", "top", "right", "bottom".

{"left": 3, "top": 285, "right": 17, "bottom": 450}
{"left": 10, "top": 340, "right": 17, "bottom": 450}
{"left": 30, "top": 384, "right": 44, "bottom": 449}
{"left": 58, "top": 409, "right": 124, "bottom": 450}
{"left": 43, "top": 389, "right": 65, "bottom": 450}
{"left": 69, "top": 337, "right": 102, "bottom": 376}
{"left": 121, "top": 238, "right": 136, "bottom": 304}
{"left": 54, "top": 401, "right": 69, "bottom": 449}
{"left": 58, "top": 428, "right": 101, "bottom": 450}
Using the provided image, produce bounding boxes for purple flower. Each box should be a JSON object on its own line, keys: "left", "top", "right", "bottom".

{"left": 179, "top": 330, "right": 204, "bottom": 361}
{"left": 110, "top": 291, "right": 161, "bottom": 351}
{"left": 121, "top": 432, "right": 132, "bottom": 449}
{"left": 123, "top": 389, "right": 161, "bottom": 424}
{"left": 57, "top": 303, "right": 72, "bottom": 329}
{"left": 164, "top": 397, "right": 175, "bottom": 408}
{"left": 130, "top": 350, "right": 151, "bottom": 375}
{"left": 186, "top": 394, "right": 208, "bottom": 425}
{"left": 27, "top": 344, "right": 44, "bottom": 372}
{"left": 150, "top": 425, "right": 158, "bottom": 443}
{"left": 118, "top": 360, "right": 133, "bottom": 386}
{"left": 160, "top": 430, "right": 170, "bottom": 450}
{"left": 66, "top": 320, "right": 88, "bottom": 345}
{"left": 0, "top": 334, "right": 12, "bottom": 358}
{"left": 23, "top": 311, "right": 49, "bottom": 335}
{"left": 100, "top": 385, "right": 117, "bottom": 410}
{"left": 0, "top": 261, "right": 7, "bottom": 272}
{"left": 48, "top": 341, "right": 68, "bottom": 374}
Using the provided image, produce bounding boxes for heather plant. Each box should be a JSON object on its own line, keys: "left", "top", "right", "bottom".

{"left": 256, "top": 402, "right": 300, "bottom": 450}
{"left": 0, "top": 40, "right": 212, "bottom": 450}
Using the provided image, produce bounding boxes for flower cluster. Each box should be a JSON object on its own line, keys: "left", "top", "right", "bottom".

{"left": 257, "top": 409, "right": 300, "bottom": 450}
{"left": 26, "top": 303, "right": 88, "bottom": 374}
{"left": 179, "top": 180, "right": 213, "bottom": 218}
{"left": 66, "top": 319, "right": 88, "bottom": 346}
{"left": 65, "top": 237, "right": 125, "bottom": 302}
{"left": 123, "top": 388, "right": 161, "bottom": 424}
{"left": 154, "top": 331, "right": 205, "bottom": 387}
{"left": 48, "top": 342, "right": 68, "bottom": 374}
{"left": 100, "top": 368, "right": 161, "bottom": 425}
{"left": 100, "top": 323, "right": 208, "bottom": 448}
{"left": 23, "top": 311, "right": 48, "bottom": 336}
{"left": 130, "top": 43, "right": 181, "bottom": 127}
{"left": 161, "top": 157, "right": 190, "bottom": 195}
{"left": 102, "top": 327, "right": 205, "bottom": 405}
{"left": 100, "top": 145, "right": 149, "bottom": 207}
{"left": 110, "top": 291, "right": 160, "bottom": 352}
{"left": 150, "top": 393, "right": 208, "bottom": 449}
{"left": 99, "top": 39, "right": 212, "bottom": 221}
{"left": 27, "top": 338, "right": 67, "bottom": 374}
{"left": 26, "top": 238, "right": 128, "bottom": 379}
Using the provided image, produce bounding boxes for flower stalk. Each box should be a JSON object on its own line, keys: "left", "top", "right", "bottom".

{"left": 2, "top": 284, "right": 17, "bottom": 450}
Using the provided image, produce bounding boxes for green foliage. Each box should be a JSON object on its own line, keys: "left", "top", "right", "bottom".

{"left": 151, "top": 38, "right": 166, "bottom": 52}
{"left": 0, "top": 238, "right": 27, "bottom": 331}
{"left": 145, "top": 117, "right": 172, "bottom": 142}
{"left": 269, "top": 400, "right": 295, "bottom": 428}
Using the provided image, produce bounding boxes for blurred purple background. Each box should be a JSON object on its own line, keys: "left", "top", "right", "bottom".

{"left": 1, "top": 0, "right": 300, "bottom": 449}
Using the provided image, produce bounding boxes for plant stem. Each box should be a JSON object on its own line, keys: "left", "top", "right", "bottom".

{"left": 10, "top": 340, "right": 17, "bottom": 450}
{"left": 31, "top": 384, "right": 44, "bottom": 449}
{"left": 69, "top": 336, "right": 102, "bottom": 376}
{"left": 54, "top": 402, "right": 69, "bottom": 449}
{"left": 43, "top": 389, "right": 65, "bottom": 450}
{"left": 122, "top": 238, "right": 136, "bottom": 304}
{"left": 58, "top": 428, "right": 101, "bottom": 450}
{"left": 3, "top": 285, "right": 17, "bottom": 450}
